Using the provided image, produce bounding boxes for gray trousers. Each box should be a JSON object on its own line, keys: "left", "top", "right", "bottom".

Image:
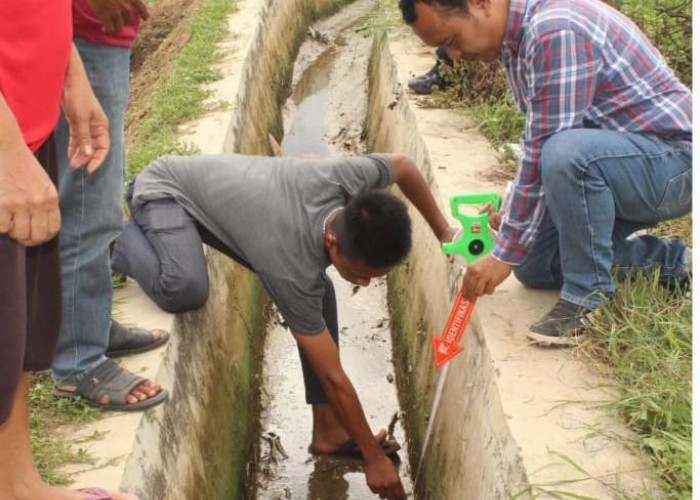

{"left": 111, "top": 197, "right": 338, "bottom": 404}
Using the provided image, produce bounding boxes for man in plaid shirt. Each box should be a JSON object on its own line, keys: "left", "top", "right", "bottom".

{"left": 401, "top": 0, "right": 692, "bottom": 345}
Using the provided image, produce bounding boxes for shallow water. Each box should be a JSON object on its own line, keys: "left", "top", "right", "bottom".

{"left": 255, "top": 272, "right": 412, "bottom": 499}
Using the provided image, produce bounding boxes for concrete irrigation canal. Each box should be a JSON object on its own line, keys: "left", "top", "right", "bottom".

{"left": 254, "top": 6, "right": 413, "bottom": 498}
{"left": 63, "top": 0, "right": 660, "bottom": 499}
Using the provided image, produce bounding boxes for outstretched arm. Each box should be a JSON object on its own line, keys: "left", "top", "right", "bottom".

{"left": 385, "top": 153, "right": 456, "bottom": 244}
{"left": 294, "top": 329, "right": 406, "bottom": 500}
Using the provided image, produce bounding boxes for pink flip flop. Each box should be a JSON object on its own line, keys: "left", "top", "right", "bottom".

{"left": 78, "top": 487, "right": 140, "bottom": 500}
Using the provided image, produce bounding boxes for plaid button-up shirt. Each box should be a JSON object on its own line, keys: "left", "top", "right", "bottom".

{"left": 493, "top": 0, "right": 692, "bottom": 266}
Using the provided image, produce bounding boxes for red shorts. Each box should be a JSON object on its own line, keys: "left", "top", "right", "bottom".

{"left": 0, "top": 136, "right": 61, "bottom": 424}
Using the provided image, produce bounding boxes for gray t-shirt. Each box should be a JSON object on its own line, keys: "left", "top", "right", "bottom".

{"left": 132, "top": 153, "right": 394, "bottom": 335}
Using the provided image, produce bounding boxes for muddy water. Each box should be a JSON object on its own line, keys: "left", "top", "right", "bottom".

{"left": 253, "top": 3, "right": 415, "bottom": 499}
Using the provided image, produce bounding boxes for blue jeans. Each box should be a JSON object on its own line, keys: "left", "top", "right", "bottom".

{"left": 52, "top": 38, "right": 131, "bottom": 384}
{"left": 514, "top": 129, "right": 692, "bottom": 308}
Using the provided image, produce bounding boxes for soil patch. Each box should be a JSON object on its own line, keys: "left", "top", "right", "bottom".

{"left": 126, "top": 0, "right": 203, "bottom": 144}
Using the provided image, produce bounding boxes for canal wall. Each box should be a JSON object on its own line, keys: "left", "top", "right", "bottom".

{"left": 366, "top": 32, "right": 528, "bottom": 500}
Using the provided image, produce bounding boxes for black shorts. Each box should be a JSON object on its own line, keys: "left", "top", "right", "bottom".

{"left": 0, "top": 136, "right": 61, "bottom": 424}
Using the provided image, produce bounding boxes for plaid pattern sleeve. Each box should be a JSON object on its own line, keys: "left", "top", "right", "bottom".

{"left": 493, "top": 30, "right": 603, "bottom": 265}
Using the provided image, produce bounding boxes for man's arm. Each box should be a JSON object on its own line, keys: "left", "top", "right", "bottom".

{"left": 494, "top": 30, "right": 602, "bottom": 265}
{"left": 293, "top": 330, "right": 406, "bottom": 500}
{"left": 0, "top": 94, "right": 61, "bottom": 246}
{"left": 61, "top": 44, "right": 110, "bottom": 174}
{"left": 462, "top": 30, "right": 603, "bottom": 301}
{"left": 385, "top": 153, "right": 456, "bottom": 244}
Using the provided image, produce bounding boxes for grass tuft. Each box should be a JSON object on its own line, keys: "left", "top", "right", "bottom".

{"left": 29, "top": 372, "right": 99, "bottom": 484}
{"left": 355, "top": 0, "right": 412, "bottom": 38}
{"left": 580, "top": 270, "right": 692, "bottom": 498}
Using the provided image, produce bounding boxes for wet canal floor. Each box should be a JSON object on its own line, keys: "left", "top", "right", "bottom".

{"left": 252, "top": 2, "right": 415, "bottom": 498}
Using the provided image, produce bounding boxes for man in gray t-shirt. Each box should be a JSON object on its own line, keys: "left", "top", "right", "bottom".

{"left": 113, "top": 152, "right": 455, "bottom": 500}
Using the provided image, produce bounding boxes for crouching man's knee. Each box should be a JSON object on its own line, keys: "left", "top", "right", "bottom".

{"left": 156, "top": 274, "right": 209, "bottom": 313}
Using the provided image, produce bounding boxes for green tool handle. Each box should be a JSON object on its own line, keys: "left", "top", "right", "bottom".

{"left": 442, "top": 193, "right": 501, "bottom": 265}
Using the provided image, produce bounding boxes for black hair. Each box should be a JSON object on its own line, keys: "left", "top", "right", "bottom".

{"left": 333, "top": 190, "right": 412, "bottom": 268}
{"left": 399, "top": 0, "right": 470, "bottom": 24}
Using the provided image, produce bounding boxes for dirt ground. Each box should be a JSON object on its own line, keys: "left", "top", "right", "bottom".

{"left": 126, "top": 0, "right": 203, "bottom": 143}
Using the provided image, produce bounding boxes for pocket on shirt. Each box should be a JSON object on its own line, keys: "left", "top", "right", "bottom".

{"left": 656, "top": 168, "right": 692, "bottom": 221}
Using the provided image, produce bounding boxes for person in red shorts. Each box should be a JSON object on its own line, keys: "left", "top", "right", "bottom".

{"left": 0, "top": 2, "right": 136, "bottom": 499}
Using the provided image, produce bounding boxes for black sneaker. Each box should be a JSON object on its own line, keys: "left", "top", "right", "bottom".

{"left": 408, "top": 62, "right": 448, "bottom": 95}
{"left": 526, "top": 299, "right": 593, "bottom": 347}
{"left": 125, "top": 176, "right": 136, "bottom": 211}
{"left": 660, "top": 275, "right": 691, "bottom": 301}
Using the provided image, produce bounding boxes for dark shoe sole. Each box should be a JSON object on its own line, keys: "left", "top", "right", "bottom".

{"left": 54, "top": 387, "right": 169, "bottom": 412}
{"left": 526, "top": 330, "right": 580, "bottom": 347}
{"left": 106, "top": 331, "right": 170, "bottom": 358}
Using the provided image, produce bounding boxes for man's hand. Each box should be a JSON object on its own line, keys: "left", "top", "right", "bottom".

{"left": 478, "top": 201, "right": 502, "bottom": 231}
{"left": 439, "top": 226, "right": 460, "bottom": 244}
{"left": 462, "top": 255, "right": 512, "bottom": 302}
{"left": 365, "top": 455, "right": 406, "bottom": 500}
{"left": 488, "top": 211, "right": 502, "bottom": 231}
{"left": 86, "top": 0, "right": 150, "bottom": 33}
{"left": 62, "top": 46, "right": 110, "bottom": 174}
{"left": 0, "top": 143, "right": 61, "bottom": 246}
{"left": 294, "top": 329, "right": 406, "bottom": 499}
{"left": 440, "top": 226, "right": 461, "bottom": 263}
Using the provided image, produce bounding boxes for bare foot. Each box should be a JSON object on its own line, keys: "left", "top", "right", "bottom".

{"left": 310, "top": 403, "right": 398, "bottom": 454}
{"left": 149, "top": 329, "right": 164, "bottom": 342}
{"left": 311, "top": 428, "right": 395, "bottom": 455}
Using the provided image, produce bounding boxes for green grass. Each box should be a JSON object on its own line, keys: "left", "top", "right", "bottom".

{"left": 653, "top": 215, "right": 692, "bottom": 247}
{"left": 580, "top": 271, "right": 692, "bottom": 498}
{"left": 464, "top": 98, "right": 524, "bottom": 156}
{"left": 127, "top": 0, "right": 238, "bottom": 177}
{"left": 355, "top": 0, "right": 412, "bottom": 38}
{"left": 29, "top": 372, "right": 99, "bottom": 484}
